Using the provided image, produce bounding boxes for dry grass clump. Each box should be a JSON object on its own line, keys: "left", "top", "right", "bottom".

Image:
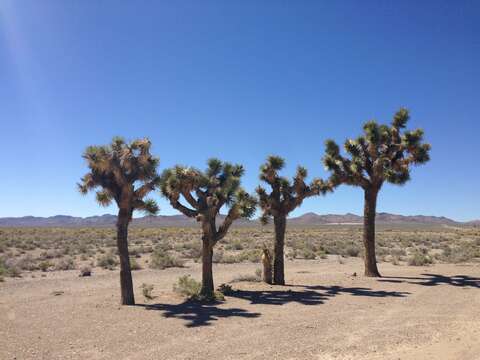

{"left": 141, "top": 283, "right": 155, "bottom": 301}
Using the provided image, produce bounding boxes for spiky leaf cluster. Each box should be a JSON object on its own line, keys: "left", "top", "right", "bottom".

{"left": 256, "top": 156, "right": 331, "bottom": 224}
{"left": 323, "top": 108, "right": 431, "bottom": 190}
{"left": 78, "top": 137, "right": 160, "bottom": 216}
{"left": 160, "top": 159, "right": 257, "bottom": 243}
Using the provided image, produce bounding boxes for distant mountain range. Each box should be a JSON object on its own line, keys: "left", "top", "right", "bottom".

{"left": 0, "top": 212, "right": 476, "bottom": 227}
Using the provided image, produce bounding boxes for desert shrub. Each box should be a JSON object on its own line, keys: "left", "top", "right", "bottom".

{"left": 408, "top": 251, "right": 433, "bottom": 266}
{"left": 391, "top": 256, "right": 401, "bottom": 265}
{"left": 0, "top": 258, "right": 5, "bottom": 278}
{"left": 301, "top": 248, "right": 317, "bottom": 260}
{"left": 173, "top": 275, "right": 201, "bottom": 298}
{"left": 182, "top": 241, "right": 202, "bottom": 259}
{"left": 316, "top": 249, "right": 328, "bottom": 259}
{"left": 345, "top": 245, "right": 360, "bottom": 257}
{"left": 141, "top": 283, "right": 155, "bottom": 300}
{"left": 173, "top": 275, "right": 224, "bottom": 302}
{"left": 154, "top": 241, "right": 172, "bottom": 252}
{"left": 16, "top": 255, "right": 38, "bottom": 271}
{"left": 129, "top": 257, "right": 142, "bottom": 270}
{"left": 129, "top": 247, "right": 140, "bottom": 257}
{"left": 231, "top": 269, "right": 262, "bottom": 283}
{"left": 150, "top": 250, "right": 185, "bottom": 270}
{"left": 441, "top": 242, "right": 478, "bottom": 263}
{"left": 79, "top": 265, "right": 92, "bottom": 277}
{"left": 143, "top": 245, "right": 154, "bottom": 253}
{"left": 225, "top": 239, "right": 244, "bottom": 251}
{"left": 1, "top": 257, "right": 21, "bottom": 277}
{"left": 218, "top": 283, "right": 233, "bottom": 295}
{"left": 220, "top": 254, "right": 242, "bottom": 264}
{"left": 55, "top": 257, "right": 76, "bottom": 270}
{"left": 8, "top": 265, "right": 22, "bottom": 277}
{"left": 238, "top": 249, "right": 261, "bottom": 263}
{"left": 212, "top": 250, "right": 225, "bottom": 263}
{"left": 97, "top": 253, "right": 118, "bottom": 270}
{"left": 390, "top": 248, "right": 407, "bottom": 257}
{"left": 39, "top": 261, "right": 53, "bottom": 272}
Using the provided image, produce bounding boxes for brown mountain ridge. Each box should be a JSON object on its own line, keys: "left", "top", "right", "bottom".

{"left": 0, "top": 212, "right": 470, "bottom": 227}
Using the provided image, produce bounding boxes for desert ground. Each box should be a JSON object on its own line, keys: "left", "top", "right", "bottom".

{"left": 1, "top": 225, "right": 480, "bottom": 359}
{"left": 1, "top": 257, "right": 479, "bottom": 360}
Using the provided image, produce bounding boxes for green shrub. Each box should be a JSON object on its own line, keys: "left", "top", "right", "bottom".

{"left": 150, "top": 251, "right": 185, "bottom": 270}
{"left": 173, "top": 275, "right": 201, "bottom": 298}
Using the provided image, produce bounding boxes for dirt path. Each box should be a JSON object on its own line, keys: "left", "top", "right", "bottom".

{"left": 1, "top": 258, "right": 479, "bottom": 359}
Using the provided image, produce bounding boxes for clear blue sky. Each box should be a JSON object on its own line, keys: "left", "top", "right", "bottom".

{"left": 1, "top": 1, "right": 478, "bottom": 221}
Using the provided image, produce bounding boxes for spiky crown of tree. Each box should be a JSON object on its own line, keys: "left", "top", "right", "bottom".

{"left": 256, "top": 155, "right": 331, "bottom": 224}
{"left": 323, "top": 108, "right": 431, "bottom": 190}
{"left": 78, "top": 137, "right": 160, "bottom": 215}
{"left": 160, "top": 158, "right": 257, "bottom": 241}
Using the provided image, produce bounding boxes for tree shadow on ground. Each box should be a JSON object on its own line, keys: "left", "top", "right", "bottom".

{"left": 378, "top": 273, "right": 480, "bottom": 288}
{"left": 137, "top": 301, "right": 260, "bottom": 328}
{"left": 303, "top": 285, "right": 410, "bottom": 298}
{"left": 227, "top": 285, "right": 409, "bottom": 306}
{"left": 137, "top": 285, "right": 409, "bottom": 327}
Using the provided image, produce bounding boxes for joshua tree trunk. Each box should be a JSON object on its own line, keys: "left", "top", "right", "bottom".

{"left": 363, "top": 188, "right": 381, "bottom": 277}
{"left": 273, "top": 215, "right": 287, "bottom": 285}
{"left": 200, "top": 238, "right": 214, "bottom": 298}
{"left": 116, "top": 209, "right": 135, "bottom": 305}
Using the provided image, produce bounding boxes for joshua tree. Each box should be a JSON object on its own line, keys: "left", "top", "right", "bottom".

{"left": 160, "top": 159, "right": 257, "bottom": 299}
{"left": 323, "top": 108, "right": 431, "bottom": 277}
{"left": 256, "top": 156, "right": 331, "bottom": 285}
{"left": 78, "top": 137, "right": 160, "bottom": 305}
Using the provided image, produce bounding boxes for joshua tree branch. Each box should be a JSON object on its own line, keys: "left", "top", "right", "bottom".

{"left": 181, "top": 189, "right": 199, "bottom": 209}
{"left": 169, "top": 198, "right": 198, "bottom": 218}
{"left": 215, "top": 206, "right": 239, "bottom": 243}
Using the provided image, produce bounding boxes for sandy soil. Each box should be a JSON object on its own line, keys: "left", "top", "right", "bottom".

{"left": 1, "top": 258, "right": 479, "bottom": 360}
